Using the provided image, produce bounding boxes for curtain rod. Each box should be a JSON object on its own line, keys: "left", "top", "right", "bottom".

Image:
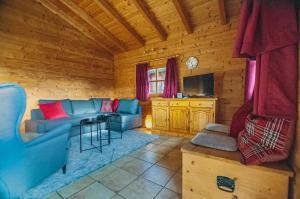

{"left": 136, "top": 54, "right": 180, "bottom": 64}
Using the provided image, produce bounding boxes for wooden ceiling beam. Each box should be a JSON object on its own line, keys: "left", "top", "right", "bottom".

{"left": 217, "top": 0, "right": 227, "bottom": 25}
{"left": 93, "top": 0, "right": 145, "bottom": 46}
{"left": 58, "top": 0, "right": 126, "bottom": 51}
{"left": 131, "top": 0, "right": 167, "bottom": 41}
{"left": 37, "top": 0, "right": 114, "bottom": 55}
{"left": 172, "top": 0, "right": 193, "bottom": 34}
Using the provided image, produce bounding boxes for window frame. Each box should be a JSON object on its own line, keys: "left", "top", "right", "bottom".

{"left": 148, "top": 66, "right": 166, "bottom": 97}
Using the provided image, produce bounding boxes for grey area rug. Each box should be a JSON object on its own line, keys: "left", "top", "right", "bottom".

{"left": 22, "top": 130, "right": 159, "bottom": 199}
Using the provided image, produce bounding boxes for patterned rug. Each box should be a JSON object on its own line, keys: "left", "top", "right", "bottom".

{"left": 22, "top": 130, "right": 159, "bottom": 199}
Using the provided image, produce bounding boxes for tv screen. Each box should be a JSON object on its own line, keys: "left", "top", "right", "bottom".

{"left": 183, "top": 73, "right": 214, "bottom": 97}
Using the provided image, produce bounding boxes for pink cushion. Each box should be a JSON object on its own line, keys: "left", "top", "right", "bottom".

{"left": 39, "top": 101, "right": 69, "bottom": 120}
{"left": 238, "top": 114, "right": 294, "bottom": 165}
{"left": 112, "top": 99, "right": 119, "bottom": 112}
{"left": 229, "top": 100, "right": 253, "bottom": 138}
{"left": 101, "top": 100, "right": 113, "bottom": 112}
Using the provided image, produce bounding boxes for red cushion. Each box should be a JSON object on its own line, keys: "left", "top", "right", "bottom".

{"left": 39, "top": 101, "right": 69, "bottom": 120}
{"left": 112, "top": 99, "right": 119, "bottom": 112}
{"left": 101, "top": 100, "right": 113, "bottom": 112}
{"left": 229, "top": 100, "right": 253, "bottom": 138}
{"left": 238, "top": 114, "right": 294, "bottom": 165}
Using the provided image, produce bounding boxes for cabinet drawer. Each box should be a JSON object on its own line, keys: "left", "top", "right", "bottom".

{"left": 170, "top": 101, "right": 189, "bottom": 107}
{"left": 152, "top": 101, "right": 169, "bottom": 106}
{"left": 190, "top": 101, "right": 214, "bottom": 108}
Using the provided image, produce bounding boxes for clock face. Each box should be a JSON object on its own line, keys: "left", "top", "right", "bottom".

{"left": 186, "top": 57, "right": 198, "bottom": 70}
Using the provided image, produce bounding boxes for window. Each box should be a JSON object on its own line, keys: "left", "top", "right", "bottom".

{"left": 148, "top": 67, "right": 166, "bottom": 95}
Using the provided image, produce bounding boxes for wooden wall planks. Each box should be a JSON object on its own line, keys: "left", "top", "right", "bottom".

{"left": 0, "top": 0, "right": 115, "bottom": 128}
{"left": 114, "top": 14, "right": 245, "bottom": 126}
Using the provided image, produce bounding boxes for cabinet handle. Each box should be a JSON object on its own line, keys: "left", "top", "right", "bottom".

{"left": 216, "top": 176, "right": 235, "bottom": 193}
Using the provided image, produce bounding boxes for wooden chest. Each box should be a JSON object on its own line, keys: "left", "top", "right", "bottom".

{"left": 181, "top": 143, "right": 293, "bottom": 199}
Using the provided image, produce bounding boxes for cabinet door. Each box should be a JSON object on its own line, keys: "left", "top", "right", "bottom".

{"left": 170, "top": 107, "right": 189, "bottom": 132}
{"left": 152, "top": 107, "right": 169, "bottom": 130}
{"left": 190, "top": 108, "right": 213, "bottom": 133}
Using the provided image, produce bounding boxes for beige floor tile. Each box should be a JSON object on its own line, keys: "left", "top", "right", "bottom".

{"left": 111, "top": 194, "right": 125, "bottom": 199}
{"left": 155, "top": 188, "right": 181, "bottom": 199}
{"left": 152, "top": 139, "right": 164, "bottom": 145}
{"left": 57, "top": 176, "right": 95, "bottom": 198}
{"left": 143, "top": 143, "right": 156, "bottom": 150}
{"left": 162, "top": 141, "right": 181, "bottom": 148}
{"left": 128, "top": 149, "right": 147, "bottom": 158}
{"left": 150, "top": 145, "right": 173, "bottom": 155}
{"left": 120, "top": 158, "right": 153, "bottom": 175}
{"left": 166, "top": 172, "right": 182, "bottom": 193}
{"left": 99, "top": 168, "right": 138, "bottom": 192}
{"left": 166, "top": 148, "right": 182, "bottom": 158}
{"left": 43, "top": 192, "right": 62, "bottom": 199}
{"left": 70, "top": 182, "right": 115, "bottom": 199}
{"left": 119, "top": 178, "right": 163, "bottom": 199}
{"left": 137, "top": 151, "right": 164, "bottom": 164}
{"left": 142, "top": 165, "right": 175, "bottom": 186}
{"left": 112, "top": 156, "right": 136, "bottom": 168}
{"left": 157, "top": 155, "right": 182, "bottom": 171}
{"left": 89, "top": 164, "right": 119, "bottom": 180}
{"left": 167, "top": 137, "right": 184, "bottom": 143}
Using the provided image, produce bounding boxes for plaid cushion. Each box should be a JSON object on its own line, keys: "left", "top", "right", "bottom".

{"left": 100, "top": 100, "right": 113, "bottom": 112}
{"left": 238, "top": 114, "right": 293, "bottom": 165}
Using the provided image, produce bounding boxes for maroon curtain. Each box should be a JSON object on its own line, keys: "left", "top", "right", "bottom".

{"left": 244, "top": 59, "right": 256, "bottom": 103}
{"left": 233, "top": 0, "right": 299, "bottom": 120}
{"left": 136, "top": 63, "right": 149, "bottom": 101}
{"left": 163, "top": 58, "right": 179, "bottom": 98}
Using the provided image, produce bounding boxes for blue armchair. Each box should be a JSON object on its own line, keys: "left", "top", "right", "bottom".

{"left": 0, "top": 84, "right": 71, "bottom": 199}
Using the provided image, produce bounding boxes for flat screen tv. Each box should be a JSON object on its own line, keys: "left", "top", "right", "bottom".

{"left": 183, "top": 73, "right": 214, "bottom": 97}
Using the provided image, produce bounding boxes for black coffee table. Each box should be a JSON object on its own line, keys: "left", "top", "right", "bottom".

{"left": 79, "top": 115, "right": 112, "bottom": 153}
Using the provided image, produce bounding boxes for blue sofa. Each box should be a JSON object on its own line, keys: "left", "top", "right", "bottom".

{"left": 0, "top": 84, "right": 71, "bottom": 199}
{"left": 25, "top": 98, "right": 142, "bottom": 137}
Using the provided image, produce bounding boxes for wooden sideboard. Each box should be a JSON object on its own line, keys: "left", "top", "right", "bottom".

{"left": 151, "top": 98, "right": 217, "bottom": 135}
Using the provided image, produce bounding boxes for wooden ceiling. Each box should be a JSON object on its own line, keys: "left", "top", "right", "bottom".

{"left": 36, "top": 0, "right": 228, "bottom": 55}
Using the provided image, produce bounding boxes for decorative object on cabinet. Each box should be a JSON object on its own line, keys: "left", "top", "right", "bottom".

{"left": 177, "top": 92, "right": 183, "bottom": 98}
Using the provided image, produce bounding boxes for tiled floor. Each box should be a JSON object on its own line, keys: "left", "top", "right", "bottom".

{"left": 45, "top": 133, "right": 187, "bottom": 199}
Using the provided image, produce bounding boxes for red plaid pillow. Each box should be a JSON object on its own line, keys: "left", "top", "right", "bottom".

{"left": 238, "top": 114, "right": 294, "bottom": 165}
{"left": 100, "top": 100, "right": 113, "bottom": 112}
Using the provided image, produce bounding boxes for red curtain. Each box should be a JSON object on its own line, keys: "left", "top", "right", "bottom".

{"left": 163, "top": 58, "right": 179, "bottom": 98}
{"left": 233, "top": 0, "right": 299, "bottom": 120}
{"left": 136, "top": 63, "right": 149, "bottom": 101}
{"left": 244, "top": 59, "right": 256, "bottom": 103}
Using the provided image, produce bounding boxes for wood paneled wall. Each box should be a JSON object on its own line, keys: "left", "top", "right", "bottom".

{"left": 0, "top": 0, "right": 115, "bottom": 127}
{"left": 114, "top": 8, "right": 245, "bottom": 126}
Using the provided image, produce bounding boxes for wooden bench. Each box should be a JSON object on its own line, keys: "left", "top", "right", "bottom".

{"left": 181, "top": 142, "right": 294, "bottom": 199}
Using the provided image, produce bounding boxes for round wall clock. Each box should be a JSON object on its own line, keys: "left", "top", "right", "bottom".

{"left": 186, "top": 56, "right": 198, "bottom": 70}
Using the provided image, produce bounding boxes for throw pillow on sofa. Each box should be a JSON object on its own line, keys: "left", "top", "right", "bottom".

{"left": 101, "top": 100, "right": 113, "bottom": 112}
{"left": 112, "top": 99, "right": 119, "bottom": 112}
{"left": 39, "top": 101, "right": 69, "bottom": 120}
{"left": 71, "top": 100, "right": 96, "bottom": 115}
{"left": 117, "top": 99, "right": 138, "bottom": 114}
{"left": 39, "top": 99, "right": 72, "bottom": 115}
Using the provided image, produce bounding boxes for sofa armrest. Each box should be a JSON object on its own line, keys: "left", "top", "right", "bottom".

{"left": 137, "top": 105, "right": 142, "bottom": 115}
{"left": 26, "top": 123, "right": 71, "bottom": 147}
{"left": 25, "top": 120, "right": 39, "bottom": 133}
